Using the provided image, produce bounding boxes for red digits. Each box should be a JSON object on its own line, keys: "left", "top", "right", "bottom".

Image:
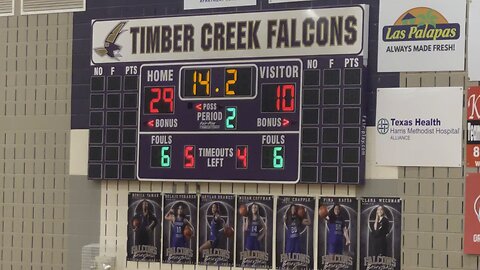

{"left": 148, "top": 87, "right": 175, "bottom": 113}
{"left": 163, "top": 87, "right": 174, "bottom": 113}
{"left": 275, "top": 84, "right": 295, "bottom": 112}
{"left": 184, "top": 146, "right": 195, "bottom": 168}
{"left": 276, "top": 85, "right": 281, "bottom": 111}
{"left": 282, "top": 84, "right": 295, "bottom": 112}
{"left": 236, "top": 146, "right": 248, "bottom": 169}
{"left": 149, "top": 88, "right": 161, "bottom": 113}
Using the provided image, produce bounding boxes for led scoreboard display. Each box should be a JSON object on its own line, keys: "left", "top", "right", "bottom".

{"left": 138, "top": 60, "right": 302, "bottom": 182}
{"left": 83, "top": 5, "right": 369, "bottom": 184}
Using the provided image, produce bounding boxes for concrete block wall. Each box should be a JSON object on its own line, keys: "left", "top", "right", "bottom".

{"left": 0, "top": 10, "right": 72, "bottom": 269}
{"left": 0, "top": 3, "right": 100, "bottom": 270}
{"left": 395, "top": 72, "right": 478, "bottom": 270}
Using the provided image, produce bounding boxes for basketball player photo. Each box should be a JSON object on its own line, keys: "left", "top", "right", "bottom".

{"left": 235, "top": 195, "right": 273, "bottom": 268}
{"left": 318, "top": 197, "right": 358, "bottom": 270}
{"left": 276, "top": 196, "right": 314, "bottom": 270}
{"left": 360, "top": 197, "right": 402, "bottom": 270}
{"left": 127, "top": 192, "right": 162, "bottom": 262}
{"left": 162, "top": 193, "right": 198, "bottom": 264}
{"left": 198, "top": 194, "right": 235, "bottom": 266}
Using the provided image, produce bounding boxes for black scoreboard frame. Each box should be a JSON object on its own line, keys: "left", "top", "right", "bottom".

{"left": 82, "top": 5, "right": 369, "bottom": 185}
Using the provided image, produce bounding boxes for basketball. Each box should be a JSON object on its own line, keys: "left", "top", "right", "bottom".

{"left": 224, "top": 226, "right": 234, "bottom": 238}
{"left": 318, "top": 205, "right": 328, "bottom": 219}
{"left": 297, "top": 207, "right": 306, "bottom": 218}
{"left": 183, "top": 226, "right": 193, "bottom": 239}
{"left": 132, "top": 218, "right": 140, "bottom": 228}
{"left": 239, "top": 204, "right": 248, "bottom": 216}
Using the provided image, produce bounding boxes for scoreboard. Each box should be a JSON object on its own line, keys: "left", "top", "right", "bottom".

{"left": 85, "top": 6, "right": 369, "bottom": 184}
{"left": 138, "top": 60, "right": 302, "bottom": 182}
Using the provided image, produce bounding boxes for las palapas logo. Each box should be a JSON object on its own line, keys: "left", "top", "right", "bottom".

{"left": 94, "top": 21, "right": 128, "bottom": 60}
{"left": 383, "top": 7, "right": 460, "bottom": 42}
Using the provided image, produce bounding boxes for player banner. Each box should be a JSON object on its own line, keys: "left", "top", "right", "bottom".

{"left": 360, "top": 198, "right": 402, "bottom": 270}
{"left": 276, "top": 196, "right": 315, "bottom": 270}
{"left": 162, "top": 193, "right": 198, "bottom": 264}
{"left": 198, "top": 194, "right": 236, "bottom": 266}
{"left": 318, "top": 197, "right": 358, "bottom": 270}
{"left": 127, "top": 192, "right": 162, "bottom": 262}
{"left": 236, "top": 195, "right": 274, "bottom": 268}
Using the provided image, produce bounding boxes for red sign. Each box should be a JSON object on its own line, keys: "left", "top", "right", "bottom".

{"left": 467, "top": 87, "right": 480, "bottom": 167}
{"left": 464, "top": 174, "right": 480, "bottom": 254}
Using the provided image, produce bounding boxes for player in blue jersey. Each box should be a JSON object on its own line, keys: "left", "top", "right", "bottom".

{"left": 199, "top": 202, "right": 226, "bottom": 254}
{"left": 131, "top": 199, "right": 158, "bottom": 246}
{"left": 165, "top": 203, "right": 194, "bottom": 248}
{"left": 284, "top": 204, "right": 311, "bottom": 254}
{"left": 243, "top": 203, "right": 266, "bottom": 251}
{"left": 326, "top": 204, "right": 351, "bottom": 255}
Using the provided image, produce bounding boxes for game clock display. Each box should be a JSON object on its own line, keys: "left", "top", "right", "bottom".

{"left": 137, "top": 60, "right": 302, "bottom": 183}
{"left": 182, "top": 66, "right": 254, "bottom": 98}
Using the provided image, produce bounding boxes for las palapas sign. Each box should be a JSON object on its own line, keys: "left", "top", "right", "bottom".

{"left": 91, "top": 6, "right": 368, "bottom": 64}
{"left": 378, "top": 0, "right": 466, "bottom": 72}
{"left": 375, "top": 87, "right": 462, "bottom": 167}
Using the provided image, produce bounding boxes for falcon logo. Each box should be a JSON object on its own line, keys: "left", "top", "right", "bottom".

{"left": 474, "top": 195, "right": 480, "bottom": 224}
{"left": 94, "top": 21, "right": 128, "bottom": 60}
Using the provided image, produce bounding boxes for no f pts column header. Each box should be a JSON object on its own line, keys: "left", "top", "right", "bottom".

{"left": 91, "top": 5, "right": 369, "bottom": 64}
